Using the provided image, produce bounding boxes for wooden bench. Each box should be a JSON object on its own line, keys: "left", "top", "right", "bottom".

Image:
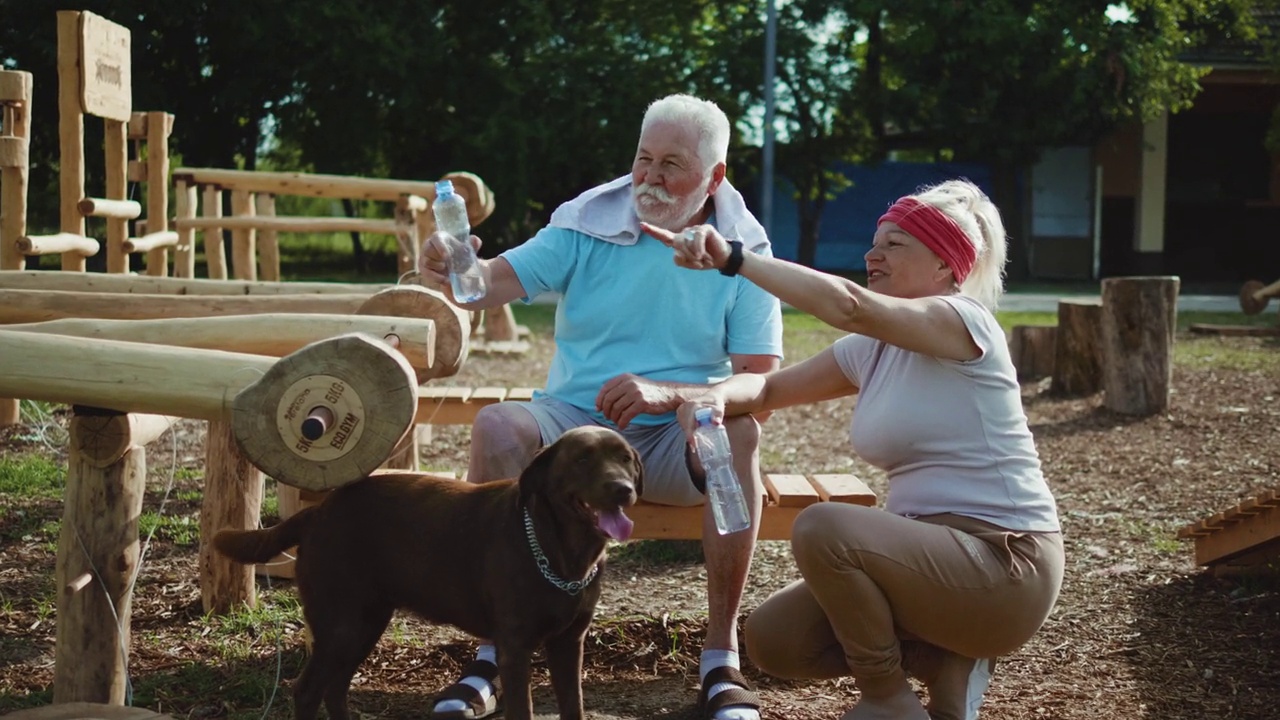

{"left": 412, "top": 385, "right": 877, "bottom": 541}
{"left": 1177, "top": 488, "right": 1280, "bottom": 574}
{"left": 262, "top": 392, "right": 875, "bottom": 577}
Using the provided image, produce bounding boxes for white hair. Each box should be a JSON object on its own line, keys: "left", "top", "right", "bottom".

{"left": 911, "top": 179, "right": 1008, "bottom": 310}
{"left": 640, "top": 94, "right": 730, "bottom": 171}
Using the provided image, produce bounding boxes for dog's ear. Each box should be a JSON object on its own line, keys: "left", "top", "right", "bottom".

{"left": 519, "top": 441, "right": 557, "bottom": 504}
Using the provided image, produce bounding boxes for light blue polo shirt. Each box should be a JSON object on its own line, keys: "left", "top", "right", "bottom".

{"left": 501, "top": 223, "right": 783, "bottom": 426}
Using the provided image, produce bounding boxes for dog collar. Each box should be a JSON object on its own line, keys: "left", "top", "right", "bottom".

{"left": 523, "top": 507, "right": 600, "bottom": 595}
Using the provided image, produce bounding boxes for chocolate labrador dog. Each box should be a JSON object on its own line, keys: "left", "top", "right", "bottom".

{"left": 213, "top": 425, "right": 642, "bottom": 720}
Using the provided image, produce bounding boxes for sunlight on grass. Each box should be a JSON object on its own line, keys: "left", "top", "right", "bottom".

{"left": 138, "top": 512, "right": 200, "bottom": 546}
{"left": 0, "top": 455, "right": 64, "bottom": 498}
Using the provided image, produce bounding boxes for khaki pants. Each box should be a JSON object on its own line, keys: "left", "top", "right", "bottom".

{"left": 745, "top": 504, "right": 1063, "bottom": 704}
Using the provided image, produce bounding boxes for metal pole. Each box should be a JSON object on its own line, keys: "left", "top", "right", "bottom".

{"left": 761, "top": 0, "right": 777, "bottom": 238}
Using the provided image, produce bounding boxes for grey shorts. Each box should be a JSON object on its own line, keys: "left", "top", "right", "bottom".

{"left": 515, "top": 396, "right": 705, "bottom": 507}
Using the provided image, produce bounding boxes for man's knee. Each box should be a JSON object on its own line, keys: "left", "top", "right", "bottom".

{"left": 722, "top": 414, "right": 761, "bottom": 455}
{"left": 470, "top": 403, "right": 542, "bottom": 481}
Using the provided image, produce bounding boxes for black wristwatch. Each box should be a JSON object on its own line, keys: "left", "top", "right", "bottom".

{"left": 719, "top": 240, "right": 744, "bottom": 277}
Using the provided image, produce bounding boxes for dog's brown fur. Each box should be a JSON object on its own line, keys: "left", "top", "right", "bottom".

{"left": 213, "top": 426, "right": 643, "bottom": 720}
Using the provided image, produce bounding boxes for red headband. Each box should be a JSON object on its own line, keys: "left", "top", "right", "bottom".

{"left": 877, "top": 197, "right": 976, "bottom": 284}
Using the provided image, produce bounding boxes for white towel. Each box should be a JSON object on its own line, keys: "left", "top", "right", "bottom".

{"left": 547, "top": 174, "right": 770, "bottom": 252}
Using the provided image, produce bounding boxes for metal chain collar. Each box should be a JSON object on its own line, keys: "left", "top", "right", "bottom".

{"left": 523, "top": 506, "right": 599, "bottom": 595}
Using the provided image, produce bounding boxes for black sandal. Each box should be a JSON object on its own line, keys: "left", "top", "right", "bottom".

{"left": 698, "top": 665, "right": 761, "bottom": 718}
{"left": 429, "top": 659, "right": 503, "bottom": 720}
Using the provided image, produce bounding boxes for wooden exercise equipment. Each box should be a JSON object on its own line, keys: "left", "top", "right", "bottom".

{"left": 0, "top": 68, "right": 33, "bottom": 426}
{"left": 1238, "top": 277, "right": 1280, "bottom": 316}
{"left": 171, "top": 167, "right": 495, "bottom": 281}
{"left": 0, "top": 331, "right": 418, "bottom": 704}
{"left": 2, "top": 314, "right": 437, "bottom": 382}
{"left": 1178, "top": 489, "right": 1280, "bottom": 574}
{"left": 0, "top": 268, "right": 391, "bottom": 295}
{"left": 0, "top": 330, "right": 418, "bottom": 490}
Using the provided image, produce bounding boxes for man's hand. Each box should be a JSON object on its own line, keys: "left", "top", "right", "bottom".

{"left": 417, "top": 231, "right": 484, "bottom": 296}
{"left": 596, "top": 373, "right": 678, "bottom": 430}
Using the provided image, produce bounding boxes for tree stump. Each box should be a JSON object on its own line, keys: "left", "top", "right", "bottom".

{"left": 1100, "top": 276, "right": 1180, "bottom": 415}
{"left": 1009, "top": 325, "right": 1056, "bottom": 381}
{"left": 1051, "top": 298, "right": 1103, "bottom": 397}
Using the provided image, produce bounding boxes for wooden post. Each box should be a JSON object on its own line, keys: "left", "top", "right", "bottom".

{"left": 173, "top": 178, "right": 197, "bottom": 277}
{"left": 230, "top": 188, "right": 256, "bottom": 280}
{"left": 1101, "top": 276, "right": 1181, "bottom": 415}
{"left": 0, "top": 69, "right": 32, "bottom": 428}
{"left": 1009, "top": 325, "right": 1056, "bottom": 381}
{"left": 0, "top": 70, "right": 32, "bottom": 271}
{"left": 381, "top": 429, "right": 419, "bottom": 471}
{"left": 394, "top": 195, "right": 422, "bottom": 279}
{"left": 56, "top": 11, "right": 86, "bottom": 272}
{"left": 1051, "top": 298, "right": 1103, "bottom": 397}
{"left": 104, "top": 118, "right": 128, "bottom": 273}
{"left": 200, "top": 421, "right": 264, "bottom": 614}
{"left": 53, "top": 409, "right": 148, "bottom": 703}
{"left": 202, "top": 185, "right": 226, "bottom": 279}
{"left": 256, "top": 193, "right": 279, "bottom": 281}
{"left": 145, "top": 111, "right": 173, "bottom": 276}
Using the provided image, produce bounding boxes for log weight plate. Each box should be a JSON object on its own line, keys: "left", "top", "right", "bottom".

{"left": 231, "top": 334, "right": 418, "bottom": 492}
{"left": 1239, "top": 280, "right": 1267, "bottom": 315}
{"left": 273, "top": 374, "right": 366, "bottom": 463}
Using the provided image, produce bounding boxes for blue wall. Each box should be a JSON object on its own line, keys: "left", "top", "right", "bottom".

{"left": 760, "top": 161, "right": 994, "bottom": 271}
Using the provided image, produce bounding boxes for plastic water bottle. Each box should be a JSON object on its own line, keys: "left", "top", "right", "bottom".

{"left": 432, "top": 179, "right": 486, "bottom": 303}
{"left": 693, "top": 408, "right": 751, "bottom": 534}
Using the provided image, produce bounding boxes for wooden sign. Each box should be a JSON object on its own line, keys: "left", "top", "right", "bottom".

{"left": 79, "top": 11, "right": 131, "bottom": 121}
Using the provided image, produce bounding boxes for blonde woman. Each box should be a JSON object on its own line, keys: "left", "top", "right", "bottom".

{"left": 643, "top": 180, "right": 1064, "bottom": 720}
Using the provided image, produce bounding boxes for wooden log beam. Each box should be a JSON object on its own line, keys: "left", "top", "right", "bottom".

{"left": 173, "top": 167, "right": 444, "bottom": 203}
{"left": 16, "top": 233, "right": 99, "bottom": 257}
{"left": 69, "top": 412, "right": 179, "bottom": 468}
{"left": 0, "top": 331, "right": 418, "bottom": 492}
{"left": 174, "top": 215, "right": 401, "bottom": 235}
{"left": 122, "top": 230, "right": 179, "bottom": 254}
{"left": 0, "top": 330, "right": 277, "bottom": 420}
{"left": 0, "top": 288, "right": 373, "bottom": 323}
{"left": 1101, "top": 276, "right": 1180, "bottom": 415}
{"left": 0, "top": 269, "right": 390, "bottom": 295}
{"left": 4, "top": 313, "right": 438, "bottom": 382}
{"left": 77, "top": 197, "right": 141, "bottom": 219}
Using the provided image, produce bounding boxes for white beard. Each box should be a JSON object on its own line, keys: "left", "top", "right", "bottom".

{"left": 633, "top": 178, "right": 711, "bottom": 231}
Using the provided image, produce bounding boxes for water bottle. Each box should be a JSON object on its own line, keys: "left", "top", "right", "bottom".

{"left": 432, "top": 179, "right": 487, "bottom": 303}
{"left": 693, "top": 408, "right": 751, "bottom": 534}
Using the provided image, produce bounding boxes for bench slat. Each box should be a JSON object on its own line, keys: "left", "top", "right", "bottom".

{"left": 765, "top": 473, "right": 820, "bottom": 508}
{"left": 810, "top": 474, "right": 877, "bottom": 506}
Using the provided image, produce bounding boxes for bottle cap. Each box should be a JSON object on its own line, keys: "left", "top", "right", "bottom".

{"left": 694, "top": 407, "right": 714, "bottom": 426}
{"left": 435, "top": 180, "right": 455, "bottom": 197}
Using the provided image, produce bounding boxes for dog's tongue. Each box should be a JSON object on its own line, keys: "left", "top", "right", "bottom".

{"left": 597, "top": 508, "right": 634, "bottom": 541}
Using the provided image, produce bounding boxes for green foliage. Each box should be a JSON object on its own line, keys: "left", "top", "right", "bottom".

{"left": 0, "top": 0, "right": 1265, "bottom": 269}
{"left": 0, "top": 455, "right": 63, "bottom": 498}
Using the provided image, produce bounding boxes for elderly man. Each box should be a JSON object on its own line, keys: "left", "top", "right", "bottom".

{"left": 419, "top": 93, "right": 782, "bottom": 720}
